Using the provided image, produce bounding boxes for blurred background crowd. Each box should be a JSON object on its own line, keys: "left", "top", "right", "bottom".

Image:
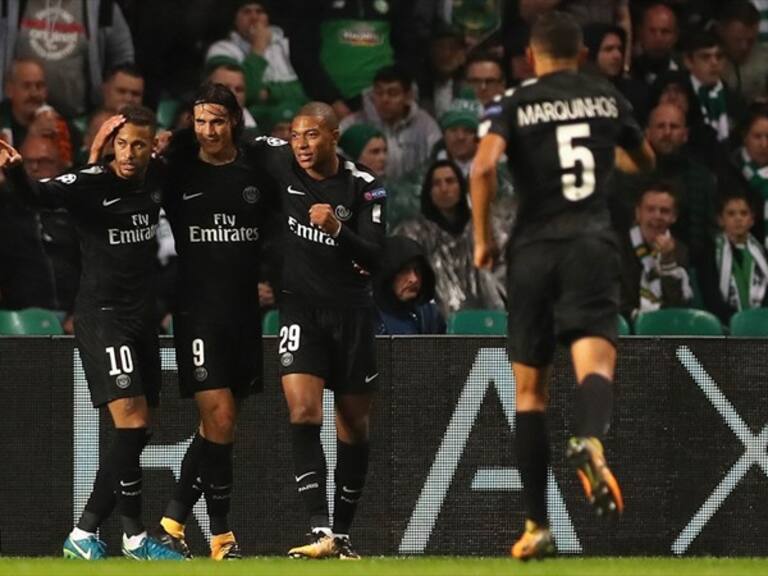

{"left": 2, "top": 0, "right": 768, "bottom": 336}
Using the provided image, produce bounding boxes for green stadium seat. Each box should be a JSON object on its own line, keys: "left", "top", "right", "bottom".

{"left": 633, "top": 308, "right": 723, "bottom": 336}
{"left": 447, "top": 309, "right": 507, "bottom": 335}
{"left": 729, "top": 308, "right": 768, "bottom": 336}
{"left": 0, "top": 308, "right": 63, "bottom": 335}
{"left": 262, "top": 309, "right": 280, "bottom": 336}
{"left": 617, "top": 314, "right": 631, "bottom": 336}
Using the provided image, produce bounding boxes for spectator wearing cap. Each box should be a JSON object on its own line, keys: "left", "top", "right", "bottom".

{"left": 339, "top": 123, "right": 387, "bottom": 179}
{"left": 205, "top": 0, "right": 308, "bottom": 118}
{"left": 340, "top": 64, "right": 441, "bottom": 181}
{"left": 434, "top": 107, "right": 479, "bottom": 177}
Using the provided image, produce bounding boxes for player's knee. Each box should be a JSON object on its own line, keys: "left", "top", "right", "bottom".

{"left": 202, "top": 404, "right": 237, "bottom": 439}
{"left": 338, "top": 414, "right": 369, "bottom": 444}
{"left": 516, "top": 386, "right": 548, "bottom": 411}
{"left": 109, "top": 396, "right": 149, "bottom": 427}
{"left": 288, "top": 402, "right": 322, "bottom": 425}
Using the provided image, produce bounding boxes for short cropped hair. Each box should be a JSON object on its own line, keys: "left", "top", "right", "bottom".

{"left": 637, "top": 179, "right": 680, "bottom": 210}
{"left": 373, "top": 65, "right": 414, "bottom": 91}
{"left": 530, "top": 11, "right": 583, "bottom": 59}
{"left": 121, "top": 104, "right": 157, "bottom": 134}
{"left": 683, "top": 28, "right": 722, "bottom": 55}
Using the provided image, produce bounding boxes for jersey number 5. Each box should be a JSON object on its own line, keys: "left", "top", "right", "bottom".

{"left": 557, "top": 123, "right": 596, "bottom": 201}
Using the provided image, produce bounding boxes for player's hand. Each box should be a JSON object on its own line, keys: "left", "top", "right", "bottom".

{"left": 0, "top": 138, "right": 22, "bottom": 170}
{"left": 89, "top": 114, "right": 126, "bottom": 164}
{"left": 474, "top": 240, "right": 495, "bottom": 270}
{"left": 309, "top": 203, "right": 341, "bottom": 236}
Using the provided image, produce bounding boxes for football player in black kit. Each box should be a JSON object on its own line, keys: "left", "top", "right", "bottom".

{"left": 153, "top": 83, "right": 277, "bottom": 560}
{"left": 471, "top": 12, "right": 655, "bottom": 560}
{"left": 251, "top": 102, "right": 386, "bottom": 559}
{"left": 0, "top": 107, "right": 185, "bottom": 561}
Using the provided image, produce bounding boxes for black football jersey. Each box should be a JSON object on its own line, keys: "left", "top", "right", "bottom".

{"left": 249, "top": 136, "right": 386, "bottom": 307}
{"left": 481, "top": 70, "right": 644, "bottom": 244}
{"left": 163, "top": 144, "right": 279, "bottom": 322}
{"left": 6, "top": 163, "right": 162, "bottom": 315}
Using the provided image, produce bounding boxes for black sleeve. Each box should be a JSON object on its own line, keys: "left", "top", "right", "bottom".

{"left": 4, "top": 164, "right": 75, "bottom": 210}
{"left": 481, "top": 92, "right": 515, "bottom": 142}
{"left": 286, "top": 1, "right": 344, "bottom": 103}
{"left": 337, "top": 186, "right": 386, "bottom": 272}
{"left": 615, "top": 91, "right": 644, "bottom": 150}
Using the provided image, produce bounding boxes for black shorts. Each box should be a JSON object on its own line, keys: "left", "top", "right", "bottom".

{"left": 506, "top": 235, "right": 620, "bottom": 367}
{"left": 175, "top": 313, "right": 263, "bottom": 399}
{"left": 74, "top": 310, "right": 161, "bottom": 408}
{"left": 278, "top": 299, "right": 378, "bottom": 394}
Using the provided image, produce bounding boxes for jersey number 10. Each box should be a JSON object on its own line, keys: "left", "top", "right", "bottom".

{"left": 557, "top": 123, "right": 596, "bottom": 201}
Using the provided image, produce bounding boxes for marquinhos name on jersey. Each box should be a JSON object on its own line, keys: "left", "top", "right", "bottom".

{"left": 516, "top": 96, "right": 619, "bottom": 127}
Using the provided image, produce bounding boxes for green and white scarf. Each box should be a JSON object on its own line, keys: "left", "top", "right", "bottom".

{"left": 739, "top": 147, "right": 768, "bottom": 250}
{"left": 696, "top": 80, "right": 729, "bottom": 142}
{"left": 630, "top": 226, "right": 693, "bottom": 314}
{"left": 715, "top": 232, "right": 768, "bottom": 311}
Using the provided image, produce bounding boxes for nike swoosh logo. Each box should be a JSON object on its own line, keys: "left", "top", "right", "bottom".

{"left": 287, "top": 185, "right": 306, "bottom": 196}
{"left": 342, "top": 486, "right": 362, "bottom": 494}
{"left": 102, "top": 197, "right": 121, "bottom": 207}
{"left": 70, "top": 540, "right": 92, "bottom": 559}
{"left": 182, "top": 192, "right": 204, "bottom": 201}
{"left": 119, "top": 479, "right": 141, "bottom": 487}
{"left": 295, "top": 471, "right": 316, "bottom": 483}
{"left": 365, "top": 373, "right": 379, "bottom": 384}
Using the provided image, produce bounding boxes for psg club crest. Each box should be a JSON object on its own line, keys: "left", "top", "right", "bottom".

{"left": 115, "top": 374, "right": 131, "bottom": 389}
{"left": 280, "top": 352, "right": 294, "bottom": 367}
{"left": 334, "top": 205, "right": 352, "bottom": 222}
{"left": 242, "top": 186, "right": 260, "bottom": 204}
{"left": 194, "top": 367, "right": 209, "bottom": 382}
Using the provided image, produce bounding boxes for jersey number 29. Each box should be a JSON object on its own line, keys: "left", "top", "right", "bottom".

{"left": 557, "top": 123, "right": 596, "bottom": 201}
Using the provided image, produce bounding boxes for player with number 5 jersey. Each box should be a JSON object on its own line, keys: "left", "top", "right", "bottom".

{"left": 471, "top": 12, "right": 655, "bottom": 560}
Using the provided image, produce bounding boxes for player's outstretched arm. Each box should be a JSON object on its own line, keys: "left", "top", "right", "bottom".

{"left": 88, "top": 114, "right": 126, "bottom": 164}
{"left": 470, "top": 133, "right": 506, "bottom": 270}
{"left": 616, "top": 138, "right": 655, "bottom": 174}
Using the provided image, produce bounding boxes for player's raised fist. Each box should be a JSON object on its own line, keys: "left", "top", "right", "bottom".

{"left": 309, "top": 203, "right": 341, "bottom": 236}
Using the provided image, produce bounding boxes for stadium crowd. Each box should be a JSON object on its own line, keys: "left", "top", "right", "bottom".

{"left": 2, "top": 0, "right": 768, "bottom": 334}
